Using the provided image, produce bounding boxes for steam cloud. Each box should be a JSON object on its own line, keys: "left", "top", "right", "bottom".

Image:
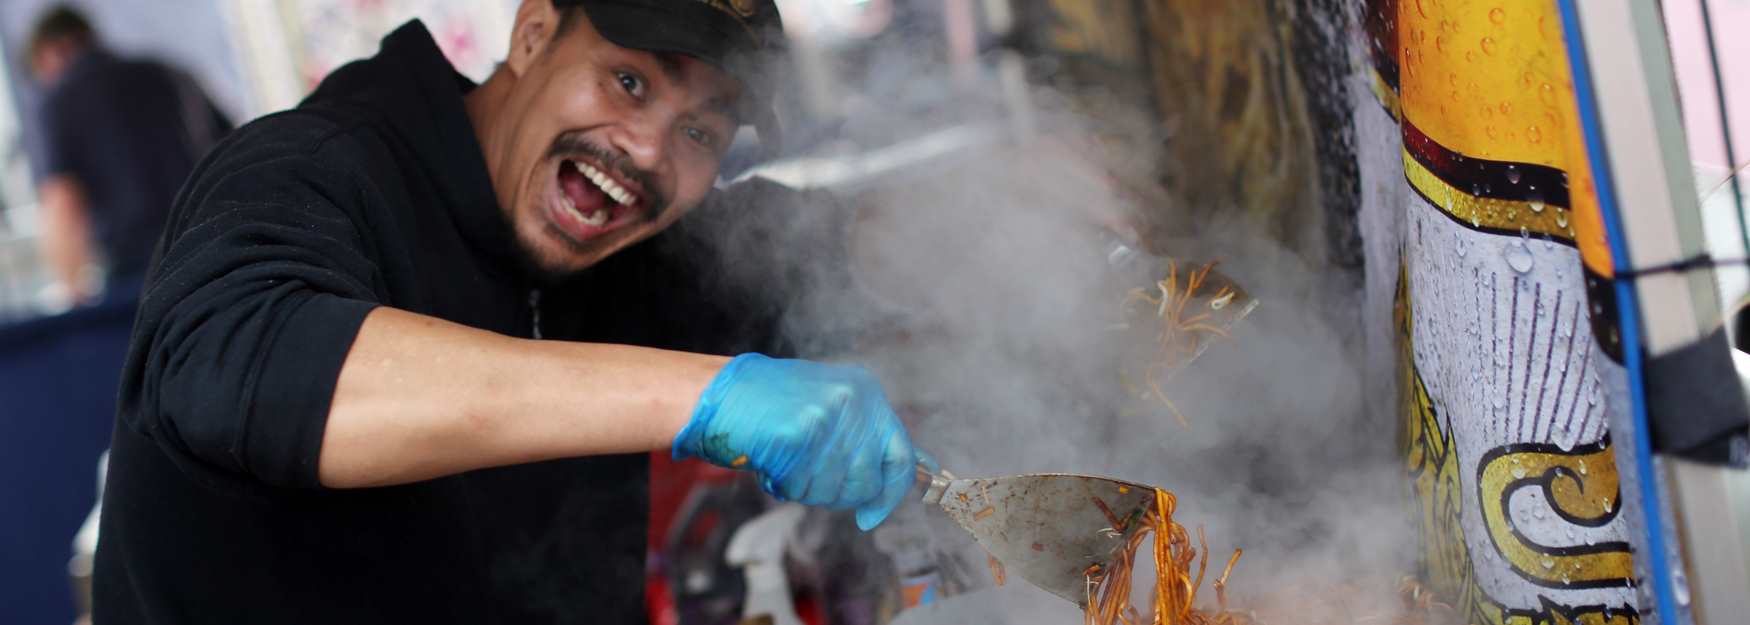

{"left": 671, "top": 4, "right": 1419, "bottom": 622}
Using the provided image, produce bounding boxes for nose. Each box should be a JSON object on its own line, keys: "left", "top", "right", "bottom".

{"left": 606, "top": 114, "right": 668, "bottom": 174}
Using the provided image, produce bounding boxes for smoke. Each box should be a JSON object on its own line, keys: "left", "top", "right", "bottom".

{"left": 671, "top": 2, "right": 1420, "bottom": 622}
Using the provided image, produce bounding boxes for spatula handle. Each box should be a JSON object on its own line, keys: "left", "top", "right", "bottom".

{"left": 916, "top": 462, "right": 954, "bottom": 505}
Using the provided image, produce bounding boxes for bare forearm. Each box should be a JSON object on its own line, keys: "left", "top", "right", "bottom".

{"left": 319, "top": 307, "right": 727, "bottom": 488}
{"left": 38, "top": 176, "right": 93, "bottom": 297}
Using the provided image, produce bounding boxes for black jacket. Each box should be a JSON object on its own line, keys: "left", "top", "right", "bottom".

{"left": 93, "top": 21, "right": 825, "bottom": 624}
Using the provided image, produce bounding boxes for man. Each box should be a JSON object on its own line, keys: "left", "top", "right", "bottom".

{"left": 26, "top": 5, "right": 232, "bottom": 302}
{"left": 93, "top": 1, "right": 925, "bottom": 623}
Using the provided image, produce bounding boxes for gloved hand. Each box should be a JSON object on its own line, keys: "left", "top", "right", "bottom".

{"left": 674, "top": 353, "right": 922, "bottom": 530}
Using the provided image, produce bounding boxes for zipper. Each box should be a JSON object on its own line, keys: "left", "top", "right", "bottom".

{"left": 528, "top": 289, "right": 543, "bottom": 340}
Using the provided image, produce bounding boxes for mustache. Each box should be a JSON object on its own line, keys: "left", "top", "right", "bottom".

{"left": 545, "top": 133, "right": 667, "bottom": 212}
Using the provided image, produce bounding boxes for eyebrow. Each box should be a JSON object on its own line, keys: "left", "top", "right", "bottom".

{"left": 653, "top": 54, "right": 685, "bottom": 84}
{"left": 705, "top": 95, "right": 736, "bottom": 119}
{"left": 652, "top": 54, "right": 740, "bottom": 123}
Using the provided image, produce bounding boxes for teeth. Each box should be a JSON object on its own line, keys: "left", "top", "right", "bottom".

{"left": 559, "top": 192, "right": 606, "bottom": 227}
{"left": 579, "top": 208, "right": 609, "bottom": 227}
{"left": 571, "top": 160, "right": 637, "bottom": 207}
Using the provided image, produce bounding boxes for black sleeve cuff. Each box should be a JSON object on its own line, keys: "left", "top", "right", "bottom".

{"left": 245, "top": 294, "right": 377, "bottom": 489}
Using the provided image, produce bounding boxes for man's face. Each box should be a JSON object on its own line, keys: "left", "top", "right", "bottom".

{"left": 30, "top": 39, "right": 76, "bottom": 84}
{"left": 485, "top": 8, "right": 742, "bottom": 279}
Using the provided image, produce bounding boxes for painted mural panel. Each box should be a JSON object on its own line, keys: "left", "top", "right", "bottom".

{"left": 1361, "top": 0, "right": 1644, "bottom": 623}
{"left": 228, "top": 0, "right": 518, "bottom": 113}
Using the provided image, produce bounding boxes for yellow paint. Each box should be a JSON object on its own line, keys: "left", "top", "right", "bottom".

{"left": 1478, "top": 445, "right": 1633, "bottom": 587}
{"left": 1396, "top": 0, "right": 1613, "bottom": 276}
{"left": 1402, "top": 147, "right": 1576, "bottom": 241}
{"left": 1045, "top": 0, "right": 1140, "bottom": 67}
{"left": 1370, "top": 67, "right": 1403, "bottom": 120}
{"left": 1396, "top": 264, "right": 1638, "bottom": 625}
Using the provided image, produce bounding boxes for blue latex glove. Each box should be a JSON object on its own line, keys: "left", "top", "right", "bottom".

{"left": 674, "top": 353, "right": 921, "bottom": 530}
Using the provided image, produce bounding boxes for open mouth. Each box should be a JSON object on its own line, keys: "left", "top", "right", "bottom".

{"left": 549, "top": 157, "right": 643, "bottom": 241}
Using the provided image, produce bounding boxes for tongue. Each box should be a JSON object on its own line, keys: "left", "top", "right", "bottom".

{"left": 558, "top": 164, "right": 609, "bottom": 213}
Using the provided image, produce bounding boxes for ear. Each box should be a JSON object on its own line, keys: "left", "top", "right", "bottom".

{"left": 506, "top": 0, "right": 561, "bottom": 77}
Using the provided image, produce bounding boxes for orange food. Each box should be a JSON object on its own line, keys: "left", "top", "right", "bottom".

{"left": 1119, "top": 261, "right": 1236, "bottom": 427}
{"left": 1081, "top": 490, "right": 1457, "bottom": 625}
{"left": 730, "top": 455, "right": 750, "bottom": 468}
{"left": 1083, "top": 488, "right": 1247, "bottom": 625}
{"left": 989, "top": 554, "right": 1007, "bottom": 587}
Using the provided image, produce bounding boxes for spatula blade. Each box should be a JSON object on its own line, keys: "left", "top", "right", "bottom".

{"left": 935, "top": 473, "right": 1158, "bottom": 606}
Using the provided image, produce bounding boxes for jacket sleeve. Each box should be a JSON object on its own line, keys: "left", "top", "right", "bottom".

{"left": 119, "top": 145, "right": 383, "bottom": 490}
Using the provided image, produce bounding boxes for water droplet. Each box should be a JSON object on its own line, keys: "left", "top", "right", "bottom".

{"left": 1416, "top": 0, "right": 1429, "bottom": 18}
{"left": 1505, "top": 241, "right": 1535, "bottom": 273}
{"left": 1534, "top": 507, "right": 1546, "bottom": 519}
{"left": 1491, "top": 7, "right": 1507, "bottom": 24}
{"left": 1541, "top": 82, "right": 1557, "bottom": 105}
{"left": 1500, "top": 101, "right": 1513, "bottom": 115}
{"left": 1481, "top": 37, "right": 1497, "bottom": 55}
{"left": 1451, "top": 90, "right": 1462, "bottom": 103}
{"left": 1587, "top": 535, "right": 1597, "bottom": 545}
{"left": 1589, "top": 383, "right": 1602, "bottom": 405}
{"left": 1567, "top": 528, "right": 1577, "bottom": 541}
{"left": 1541, "top": 557, "right": 1556, "bottom": 570}
{"left": 1520, "top": 226, "right": 1531, "bottom": 240}
{"left": 1674, "top": 568, "right": 1691, "bottom": 606}
{"left": 1512, "top": 466, "right": 1528, "bottom": 479}
{"left": 1555, "top": 211, "right": 1569, "bottom": 228}
{"left": 1529, "top": 199, "right": 1545, "bottom": 213}
{"left": 1602, "top": 496, "right": 1612, "bottom": 510}
{"left": 1466, "top": 50, "right": 1478, "bottom": 63}
{"left": 1528, "top": 125, "right": 1543, "bottom": 143}
{"left": 1436, "top": 34, "right": 1448, "bottom": 52}
{"left": 1579, "top": 459, "right": 1588, "bottom": 475}
{"left": 1456, "top": 236, "right": 1468, "bottom": 257}
{"left": 1507, "top": 168, "right": 1523, "bottom": 185}
{"left": 1562, "top": 574, "right": 1571, "bottom": 585}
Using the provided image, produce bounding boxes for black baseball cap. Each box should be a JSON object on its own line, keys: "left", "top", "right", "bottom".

{"left": 552, "top": 0, "right": 786, "bottom": 151}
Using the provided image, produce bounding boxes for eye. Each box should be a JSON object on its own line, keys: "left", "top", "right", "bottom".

{"left": 615, "top": 71, "right": 645, "bottom": 99}
{"left": 684, "top": 126, "right": 716, "bottom": 149}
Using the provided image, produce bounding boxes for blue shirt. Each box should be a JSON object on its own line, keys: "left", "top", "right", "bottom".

{"left": 37, "top": 49, "right": 232, "bottom": 281}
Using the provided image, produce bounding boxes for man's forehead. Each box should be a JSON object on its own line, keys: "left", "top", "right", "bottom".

{"left": 645, "top": 51, "right": 743, "bottom": 117}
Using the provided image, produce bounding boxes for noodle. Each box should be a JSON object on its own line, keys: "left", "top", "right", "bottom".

{"left": 1079, "top": 489, "right": 1462, "bottom": 625}
{"left": 1119, "top": 261, "right": 1238, "bottom": 426}
{"left": 1084, "top": 488, "right": 1248, "bottom": 625}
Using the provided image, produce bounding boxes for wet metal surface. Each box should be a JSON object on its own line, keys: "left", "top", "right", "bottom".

{"left": 925, "top": 473, "right": 1159, "bottom": 606}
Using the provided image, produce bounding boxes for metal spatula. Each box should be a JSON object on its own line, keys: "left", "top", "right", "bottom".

{"left": 916, "top": 467, "right": 1160, "bottom": 606}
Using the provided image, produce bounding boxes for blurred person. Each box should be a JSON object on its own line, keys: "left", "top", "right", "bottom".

{"left": 25, "top": 5, "right": 232, "bottom": 303}
{"left": 94, "top": 1, "right": 928, "bottom": 623}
